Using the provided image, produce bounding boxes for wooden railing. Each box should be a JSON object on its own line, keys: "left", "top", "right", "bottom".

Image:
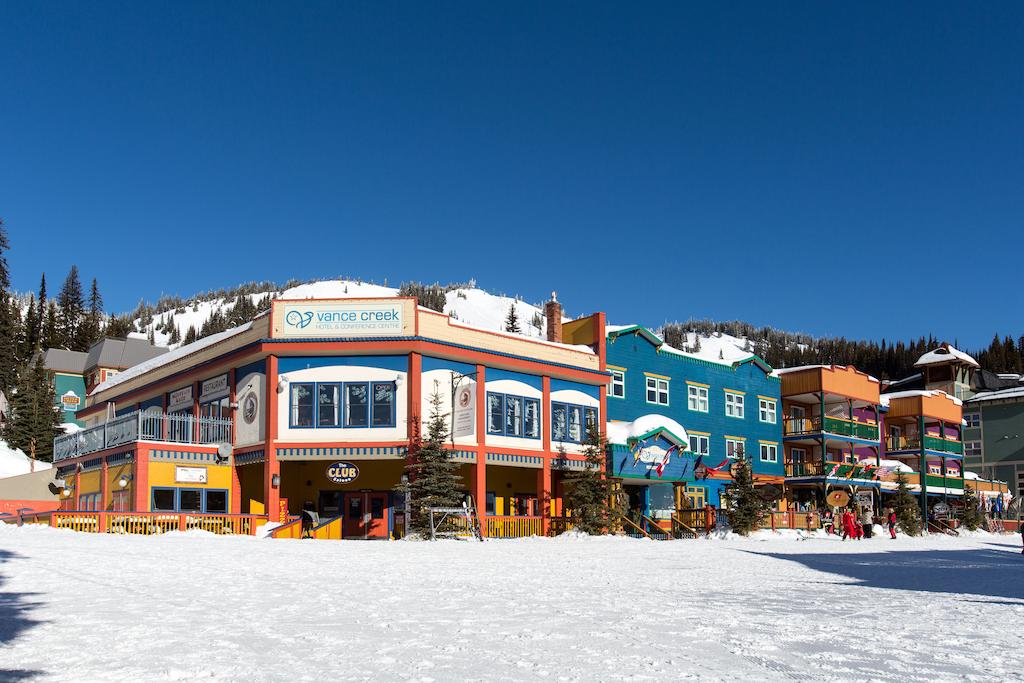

{"left": 269, "top": 517, "right": 304, "bottom": 539}
{"left": 549, "top": 516, "right": 575, "bottom": 536}
{"left": 1, "top": 510, "right": 269, "bottom": 535}
{"left": 54, "top": 410, "right": 233, "bottom": 462}
{"left": 310, "top": 516, "right": 344, "bottom": 540}
{"left": 486, "top": 516, "right": 542, "bottom": 538}
{"left": 761, "top": 511, "right": 821, "bottom": 531}
{"left": 783, "top": 415, "right": 878, "bottom": 440}
{"left": 887, "top": 436, "right": 964, "bottom": 454}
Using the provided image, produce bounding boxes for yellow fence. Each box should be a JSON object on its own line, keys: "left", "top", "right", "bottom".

{"left": 311, "top": 516, "right": 343, "bottom": 540}
{"left": 52, "top": 512, "right": 101, "bottom": 533}
{"left": 486, "top": 516, "right": 541, "bottom": 538}
{"left": 21, "top": 512, "right": 269, "bottom": 536}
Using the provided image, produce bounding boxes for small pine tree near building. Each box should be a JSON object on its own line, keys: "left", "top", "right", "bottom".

{"left": 961, "top": 485, "right": 983, "bottom": 531}
{"left": 893, "top": 472, "right": 921, "bottom": 536}
{"left": 723, "top": 449, "right": 769, "bottom": 535}
{"left": 397, "top": 387, "right": 465, "bottom": 537}
{"left": 563, "top": 424, "right": 615, "bottom": 534}
{"left": 504, "top": 303, "right": 521, "bottom": 334}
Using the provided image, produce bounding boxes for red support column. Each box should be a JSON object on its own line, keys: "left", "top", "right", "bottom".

{"left": 100, "top": 458, "right": 110, "bottom": 528}
{"left": 540, "top": 375, "right": 552, "bottom": 535}
{"left": 474, "top": 364, "right": 487, "bottom": 536}
{"left": 74, "top": 467, "right": 82, "bottom": 511}
{"left": 229, "top": 367, "right": 241, "bottom": 514}
{"left": 408, "top": 353, "right": 422, "bottom": 444}
{"left": 133, "top": 446, "right": 150, "bottom": 512}
{"left": 192, "top": 380, "right": 200, "bottom": 443}
{"left": 264, "top": 356, "right": 280, "bottom": 519}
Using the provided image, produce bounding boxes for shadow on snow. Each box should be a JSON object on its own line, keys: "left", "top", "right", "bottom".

{"left": 745, "top": 544, "right": 1024, "bottom": 603}
{"left": 0, "top": 547, "right": 46, "bottom": 681}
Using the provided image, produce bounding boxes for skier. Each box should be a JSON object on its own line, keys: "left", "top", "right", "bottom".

{"left": 887, "top": 507, "right": 897, "bottom": 539}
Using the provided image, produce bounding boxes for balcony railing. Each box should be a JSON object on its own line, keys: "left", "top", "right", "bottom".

{"left": 885, "top": 435, "right": 963, "bottom": 455}
{"left": 54, "top": 411, "right": 233, "bottom": 462}
{"left": 783, "top": 416, "right": 879, "bottom": 441}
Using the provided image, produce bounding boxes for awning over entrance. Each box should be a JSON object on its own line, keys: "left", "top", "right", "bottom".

{"left": 606, "top": 414, "right": 691, "bottom": 483}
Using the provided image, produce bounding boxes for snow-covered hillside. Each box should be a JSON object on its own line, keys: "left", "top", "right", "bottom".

{"left": 134, "top": 280, "right": 565, "bottom": 349}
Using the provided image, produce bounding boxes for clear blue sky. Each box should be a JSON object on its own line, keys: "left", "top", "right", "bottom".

{"left": 2, "top": 2, "right": 1022, "bottom": 348}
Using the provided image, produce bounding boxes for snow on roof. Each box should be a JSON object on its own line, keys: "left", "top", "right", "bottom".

{"left": 91, "top": 321, "right": 255, "bottom": 396}
{"left": 967, "top": 385, "right": 1024, "bottom": 404}
{"left": 859, "top": 458, "right": 915, "bottom": 473}
{"left": 964, "top": 471, "right": 979, "bottom": 480}
{"left": 606, "top": 414, "right": 689, "bottom": 446}
{"left": 608, "top": 324, "right": 767, "bottom": 370}
{"left": 772, "top": 364, "right": 880, "bottom": 384}
{"left": 0, "top": 440, "right": 53, "bottom": 479}
{"left": 880, "top": 389, "right": 963, "bottom": 407}
{"left": 914, "top": 344, "right": 979, "bottom": 369}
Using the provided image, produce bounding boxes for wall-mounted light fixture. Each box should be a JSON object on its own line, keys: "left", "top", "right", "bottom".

{"left": 271, "top": 473, "right": 280, "bottom": 488}
{"left": 117, "top": 474, "right": 133, "bottom": 489}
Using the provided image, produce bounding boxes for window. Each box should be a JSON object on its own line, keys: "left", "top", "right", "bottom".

{"left": 371, "top": 382, "right": 396, "bottom": 427}
{"left": 688, "top": 434, "right": 710, "bottom": 456}
{"left": 965, "top": 440, "right": 982, "bottom": 458}
{"left": 964, "top": 413, "right": 981, "bottom": 428}
{"left": 725, "top": 392, "right": 745, "bottom": 419}
{"left": 688, "top": 385, "right": 709, "bottom": 412}
{"left": 290, "top": 383, "right": 315, "bottom": 427}
{"left": 371, "top": 497, "right": 385, "bottom": 519}
{"left": 610, "top": 370, "right": 625, "bottom": 399}
{"left": 152, "top": 488, "right": 176, "bottom": 511}
{"left": 758, "top": 398, "right": 777, "bottom": 424}
{"left": 646, "top": 377, "right": 669, "bottom": 405}
{"left": 318, "top": 383, "right": 341, "bottom": 427}
{"left": 759, "top": 443, "right": 778, "bottom": 463}
{"left": 726, "top": 438, "right": 745, "bottom": 459}
{"left": 485, "top": 491, "right": 496, "bottom": 516}
{"left": 205, "top": 490, "right": 228, "bottom": 514}
{"left": 179, "top": 489, "right": 203, "bottom": 512}
{"left": 684, "top": 485, "right": 706, "bottom": 509}
{"left": 487, "top": 392, "right": 541, "bottom": 439}
{"left": 551, "top": 401, "right": 596, "bottom": 443}
{"left": 345, "top": 383, "right": 369, "bottom": 427}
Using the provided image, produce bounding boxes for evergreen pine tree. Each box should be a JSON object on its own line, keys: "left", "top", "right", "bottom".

{"left": 0, "top": 294, "right": 22, "bottom": 397}
{"left": 893, "top": 472, "right": 921, "bottom": 536}
{"left": 504, "top": 303, "right": 522, "bottom": 334}
{"left": 563, "top": 424, "right": 616, "bottom": 534}
{"left": 723, "top": 447, "right": 769, "bottom": 535}
{"left": 57, "top": 265, "right": 85, "bottom": 350}
{"left": 961, "top": 485, "right": 983, "bottom": 531}
{"left": 41, "top": 300, "right": 60, "bottom": 349}
{"left": 397, "top": 387, "right": 465, "bottom": 537}
{"left": 77, "top": 278, "right": 104, "bottom": 349}
{"left": 183, "top": 325, "right": 198, "bottom": 345}
{"left": 21, "top": 294, "right": 38, "bottom": 358}
{"left": 104, "top": 315, "right": 133, "bottom": 339}
{"left": 168, "top": 322, "right": 182, "bottom": 345}
{"left": 3, "top": 356, "right": 61, "bottom": 462}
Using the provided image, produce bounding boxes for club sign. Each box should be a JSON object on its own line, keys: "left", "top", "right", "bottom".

{"left": 326, "top": 461, "right": 359, "bottom": 484}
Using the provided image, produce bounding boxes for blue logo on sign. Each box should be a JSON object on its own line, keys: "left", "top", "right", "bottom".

{"left": 326, "top": 461, "right": 359, "bottom": 484}
{"left": 286, "top": 310, "right": 314, "bottom": 329}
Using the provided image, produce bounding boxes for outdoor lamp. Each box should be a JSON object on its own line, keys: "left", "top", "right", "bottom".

{"left": 395, "top": 375, "right": 405, "bottom": 387}
{"left": 61, "top": 488, "right": 72, "bottom": 498}
{"left": 117, "top": 475, "right": 133, "bottom": 488}
{"left": 272, "top": 473, "right": 280, "bottom": 488}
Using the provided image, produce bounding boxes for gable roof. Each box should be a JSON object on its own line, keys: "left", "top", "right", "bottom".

{"left": 85, "top": 337, "right": 168, "bottom": 371}
{"left": 914, "top": 343, "right": 979, "bottom": 369}
{"left": 606, "top": 324, "right": 774, "bottom": 374}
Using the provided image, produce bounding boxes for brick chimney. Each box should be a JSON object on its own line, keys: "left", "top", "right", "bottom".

{"left": 545, "top": 292, "right": 562, "bottom": 343}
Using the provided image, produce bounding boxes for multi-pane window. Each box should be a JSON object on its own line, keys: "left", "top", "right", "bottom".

{"left": 726, "top": 438, "right": 745, "bottom": 459}
{"left": 552, "top": 402, "right": 597, "bottom": 443}
{"left": 291, "top": 381, "right": 395, "bottom": 428}
{"left": 610, "top": 370, "right": 625, "bottom": 399}
{"left": 290, "top": 383, "right": 315, "bottom": 427}
{"left": 487, "top": 392, "right": 541, "bottom": 439}
{"left": 688, "top": 385, "right": 709, "bottom": 412}
{"left": 964, "top": 413, "right": 981, "bottom": 428}
{"left": 758, "top": 398, "right": 777, "bottom": 424}
{"left": 759, "top": 443, "right": 778, "bottom": 463}
{"left": 688, "top": 434, "right": 710, "bottom": 456}
{"left": 725, "top": 392, "right": 745, "bottom": 419}
{"left": 646, "top": 377, "right": 669, "bottom": 405}
{"left": 965, "top": 440, "right": 982, "bottom": 458}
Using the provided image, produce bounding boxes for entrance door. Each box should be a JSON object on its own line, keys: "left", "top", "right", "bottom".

{"left": 343, "top": 492, "right": 391, "bottom": 539}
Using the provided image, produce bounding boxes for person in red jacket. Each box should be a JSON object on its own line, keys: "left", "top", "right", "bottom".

{"left": 887, "top": 508, "right": 897, "bottom": 539}
{"left": 841, "top": 508, "right": 857, "bottom": 541}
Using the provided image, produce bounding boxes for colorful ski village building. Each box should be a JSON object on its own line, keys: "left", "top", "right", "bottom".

{"left": 2, "top": 292, "right": 1013, "bottom": 538}
{"left": 39, "top": 295, "right": 611, "bottom": 537}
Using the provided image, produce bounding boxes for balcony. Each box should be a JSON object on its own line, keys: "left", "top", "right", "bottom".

{"left": 54, "top": 411, "right": 233, "bottom": 462}
{"left": 783, "top": 416, "right": 879, "bottom": 441}
{"left": 885, "top": 435, "right": 963, "bottom": 455}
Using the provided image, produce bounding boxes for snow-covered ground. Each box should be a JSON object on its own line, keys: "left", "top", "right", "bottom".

{"left": 0, "top": 526, "right": 1022, "bottom": 681}
{"left": 0, "top": 442, "right": 51, "bottom": 479}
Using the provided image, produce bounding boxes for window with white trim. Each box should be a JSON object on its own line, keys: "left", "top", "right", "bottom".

{"left": 758, "top": 398, "right": 777, "bottom": 424}
{"left": 759, "top": 443, "right": 778, "bottom": 463}
{"left": 725, "top": 392, "right": 745, "bottom": 419}
{"left": 687, "top": 385, "right": 709, "bottom": 412}
{"left": 646, "top": 377, "right": 669, "bottom": 406}
{"left": 964, "top": 413, "right": 980, "bottom": 428}
{"left": 688, "top": 434, "right": 710, "bottom": 456}
{"left": 725, "top": 438, "right": 745, "bottom": 459}
{"left": 965, "top": 440, "right": 982, "bottom": 458}
{"left": 610, "top": 370, "right": 625, "bottom": 399}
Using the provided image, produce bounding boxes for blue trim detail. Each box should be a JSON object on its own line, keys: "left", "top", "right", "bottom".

{"left": 278, "top": 355, "right": 408, "bottom": 373}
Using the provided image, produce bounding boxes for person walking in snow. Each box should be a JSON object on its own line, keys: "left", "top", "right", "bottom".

{"left": 841, "top": 508, "right": 856, "bottom": 541}
{"left": 822, "top": 508, "right": 835, "bottom": 535}
{"left": 887, "top": 507, "right": 897, "bottom": 539}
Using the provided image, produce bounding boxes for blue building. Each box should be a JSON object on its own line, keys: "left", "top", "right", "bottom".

{"left": 604, "top": 325, "right": 784, "bottom": 520}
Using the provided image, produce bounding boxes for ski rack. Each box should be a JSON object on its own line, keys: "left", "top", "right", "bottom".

{"left": 428, "top": 500, "right": 483, "bottom": 541}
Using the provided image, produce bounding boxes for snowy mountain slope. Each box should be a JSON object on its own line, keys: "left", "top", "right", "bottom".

{"left": 133, "top": 280, "right": 564, "bottom": 349}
